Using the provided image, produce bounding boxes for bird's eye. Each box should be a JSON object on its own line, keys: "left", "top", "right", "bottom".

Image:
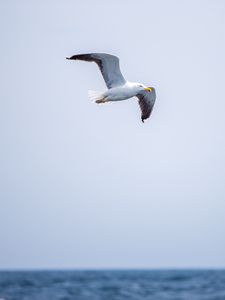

{"left": 139, "top": 85, "right": 142, "bottom": 87}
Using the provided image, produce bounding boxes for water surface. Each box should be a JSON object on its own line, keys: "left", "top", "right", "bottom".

{"left": 0, "top": 270, "right": 225, "bottom": 300}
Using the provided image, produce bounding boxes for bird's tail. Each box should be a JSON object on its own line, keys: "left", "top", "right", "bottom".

{"left": 88, "top": 90, "right": 106, "bottom": 103}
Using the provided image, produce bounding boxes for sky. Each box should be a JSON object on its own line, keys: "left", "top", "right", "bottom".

{"left": 0, "top": 0, "right": 225, "bottom": 269}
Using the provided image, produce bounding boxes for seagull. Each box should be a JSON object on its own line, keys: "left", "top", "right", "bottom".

{"left": 66, "top": 53, "right": 156, "bottom": 122}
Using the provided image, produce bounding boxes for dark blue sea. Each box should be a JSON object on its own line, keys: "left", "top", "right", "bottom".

{"left": 0, "top": 270, "right": 225, "bottom": 300}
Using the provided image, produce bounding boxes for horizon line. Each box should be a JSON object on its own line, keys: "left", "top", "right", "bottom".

{"left": 1, "top": 266, "right": 225, "bottom": 272}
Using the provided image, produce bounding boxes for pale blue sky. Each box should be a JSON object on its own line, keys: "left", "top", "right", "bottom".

{"left": 0, "top": 0, "right": 225, "bottom": 269}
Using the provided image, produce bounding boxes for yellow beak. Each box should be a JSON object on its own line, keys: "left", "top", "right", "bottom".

{"left": 144, "top": 87, "right": 152, "bottom": 92}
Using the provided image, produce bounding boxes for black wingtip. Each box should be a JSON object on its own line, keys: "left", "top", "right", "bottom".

{"left": 141, "top": 118, "right": 145, "bottom": 123}
{"left": 66, "top": 57, "right": 71, "bottom": 60}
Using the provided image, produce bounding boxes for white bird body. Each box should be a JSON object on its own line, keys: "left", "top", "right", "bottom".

{"left": 67, "top": 53, "right": 156, "bottom": 122}
{"left": 104, "top": 82, "right": 145, "bottom": 101}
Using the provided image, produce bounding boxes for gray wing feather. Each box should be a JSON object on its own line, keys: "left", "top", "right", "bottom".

{"left": 136, "top": 88, "right": 156, "bottom": 122}
{"left": 67, "top": 53, "right": 126, "bottom": 89}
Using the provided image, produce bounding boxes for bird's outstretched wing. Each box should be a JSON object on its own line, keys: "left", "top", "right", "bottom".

{"left": 66, "top": 53, "right": 126, "bottom": 89}
{"left": 136, "top": 88, "right": 156, "bottom": 122}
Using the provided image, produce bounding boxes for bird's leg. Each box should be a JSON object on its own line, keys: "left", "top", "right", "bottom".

{"left": 95, "top": 97, "right": 109, "bottom": 104}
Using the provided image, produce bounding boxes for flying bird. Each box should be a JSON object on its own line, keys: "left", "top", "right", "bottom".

{"left": 66, "top": 53, "right": 156, "bottom": 122}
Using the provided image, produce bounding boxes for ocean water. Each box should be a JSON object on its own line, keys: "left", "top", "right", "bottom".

{"left": 0, "top": 270, "right": 225, "bottom": 300}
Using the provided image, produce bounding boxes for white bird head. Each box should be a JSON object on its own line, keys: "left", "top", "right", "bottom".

{"left": 134, "top": 82, "right": 152, "bottom": 93}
